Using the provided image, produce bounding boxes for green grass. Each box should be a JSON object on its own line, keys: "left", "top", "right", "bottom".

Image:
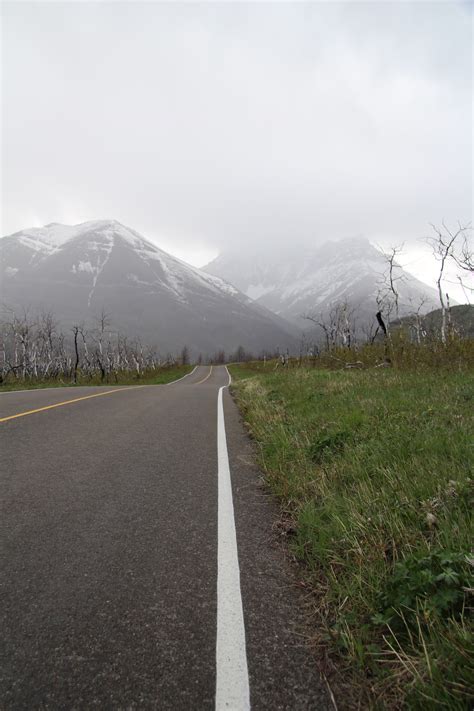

{"left": 229, "top": 361, "right": 474, "bottom": 709}
{"left": 0, "top": 364, "right": 194, "bottom": 391}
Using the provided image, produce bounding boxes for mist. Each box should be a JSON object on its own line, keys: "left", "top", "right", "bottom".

{"left": 2, "top": 1, "right": 472, "bottom": 290}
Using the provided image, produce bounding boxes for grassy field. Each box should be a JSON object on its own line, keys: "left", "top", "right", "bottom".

{"left": 229, "top": 360, "right": 473, "bottom": 709}
{"left": 0, "top": 364, "right": 194, "bottom": 391}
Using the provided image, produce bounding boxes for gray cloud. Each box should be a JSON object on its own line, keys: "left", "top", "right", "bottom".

{"left": 2, "top": 1, "right": 472, "bottom": 266}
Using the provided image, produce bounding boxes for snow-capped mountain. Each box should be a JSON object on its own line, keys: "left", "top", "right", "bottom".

{"left": 0, "top": 220, "right": 297, "bottom": 356}
{"left": 204, "top": 237, "right": 439, "bottom": 328}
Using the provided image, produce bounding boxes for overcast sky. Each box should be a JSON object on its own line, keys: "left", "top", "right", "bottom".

{"left": 1, "top": 1, "right": 472, "bottom": 297}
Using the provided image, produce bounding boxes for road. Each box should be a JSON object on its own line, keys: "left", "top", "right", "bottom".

{"left": 1, "top": 366, "right": 329, "bottom": 710}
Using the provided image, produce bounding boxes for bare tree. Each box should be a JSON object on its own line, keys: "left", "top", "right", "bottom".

{"left": 407, "top": 295, "right": 428, "bottom": 344}
{"left": 451, "top": 223, "right": 473, "bottom": 275}
{"left": 213, "top": 350, "right": 226, "bottom": 364}
{"left": 72, "top": 325, "right": 80, "bottom": 383}
{"left": 448, "top": 223, "right": 473, "bottom": 301}
{"left": 303, "top": 312, "right": 331, "bottom": 351}
{"left": 378, "top": 244, "right": 407, "bottom": 321}
{"left": 361, "top": 317, "right": 380, "bottom": 346}
{"left": 91, "top": 308, "right": 112, "bottom": 380}
{"left": 428, "top": 221, "right": 470, "bottom": 343}
{"left": 181, "top": 345, "right": 190, "bottom": 365}
{"left": 0, "top": 308, "right": 171, "bottom": 386}
{"left": 304, "top": 300, "right": 358, "bottom": 351}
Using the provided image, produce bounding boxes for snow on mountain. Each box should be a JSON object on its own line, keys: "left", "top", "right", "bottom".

{"left": 4, "top": 222, "right": 86, "bottom": 256}
{"left": 204, "top": 236, "right": 440, "bottom": 329}
{"left": 0, "top": 220, "right": 297, "bottom": 356}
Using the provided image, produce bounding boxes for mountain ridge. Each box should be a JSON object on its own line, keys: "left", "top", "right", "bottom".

{"left": 204, "top": 237, "right": 440, "bottom": 328}
{"left": 0, "top": 220, "right": 297, "bottom": 357}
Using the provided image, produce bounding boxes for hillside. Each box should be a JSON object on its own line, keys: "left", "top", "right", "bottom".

{"left": 423, "top": 304, "right": 474, "bottom": 338}
{"left": 0, "top": 220, "right": 297, "bottom": 357}
{"left": 204, "top": 237, "right": 440, "bottom": 328}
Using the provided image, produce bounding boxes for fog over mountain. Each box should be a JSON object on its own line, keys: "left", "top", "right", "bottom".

{"left": 1, "top": 217, "right": 443, "bottom": 355}
{"left": 0, "top": 221, "right": 297, "bottom": 357}
{"left": 0, "top": 0, "right": 471, "bottom": 351}
{"left": 204, "top": 237, "right": 439, "bottom": 329}
{"left": 2, "top": 1, "right": 471, "bottom": 297}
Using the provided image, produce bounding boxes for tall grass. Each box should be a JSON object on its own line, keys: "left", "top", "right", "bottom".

{"left": 229, "top": 359, "right": 473, "bottom": 708}
{"left": 300, "top": 331, "right": 474, "bottom": 372}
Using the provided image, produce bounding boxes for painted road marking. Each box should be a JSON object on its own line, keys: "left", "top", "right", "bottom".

{"left": 165, "top": 365, "right": 198, "bottom": 384}
{"left": 195, "top": 365, "right": 213, "bottom": 385}
{"left": 216, "top": 366, "right": 250, "bottom": 711}
{"left": 0, "top": 387, "right": 143, "bottom": 423}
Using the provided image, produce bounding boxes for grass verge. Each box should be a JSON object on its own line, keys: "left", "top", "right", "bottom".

{"left": 229, "top": 362, "right": 473, "bottom": 709}
{"left": 0, "top": 364, "right": 194, "bottom": 391}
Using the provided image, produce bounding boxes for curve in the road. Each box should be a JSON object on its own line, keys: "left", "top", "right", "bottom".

{"left": 0, "top": 364, "right": 202, "bottom": 423}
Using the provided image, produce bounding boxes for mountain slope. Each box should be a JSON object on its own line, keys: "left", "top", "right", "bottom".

{"left": 0, "top": 220, "right": 296, "bottom": 356}
{"left": 204, "top": 237, "right": 440, "bottom": 328}
{"left": 397, "top": 304, "right": 474, "bottom": 339}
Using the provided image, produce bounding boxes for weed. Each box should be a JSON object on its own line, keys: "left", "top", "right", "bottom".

{"left": 374, "top": 550, "right": 473, "bottom": 630}
{"left": 229, "top": 362, "right": 474, "bottom": 708}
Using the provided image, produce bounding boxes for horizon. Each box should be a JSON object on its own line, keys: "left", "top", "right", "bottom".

{"left": 1, "top": 216, "right": 469, "bottom": 304}
{"left": 2, "top": 1, "right": 472, "bottom": 304}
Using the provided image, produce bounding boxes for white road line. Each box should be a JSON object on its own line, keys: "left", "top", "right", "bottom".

{"left": 216, "top": 367, "right": 250, "bottom": 711}
{"left": 165, "top": 365, "right": 198, "bottom": 385}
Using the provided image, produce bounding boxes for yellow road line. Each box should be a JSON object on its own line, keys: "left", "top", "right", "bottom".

{"left": 195, "top": 365, "right": 213, "bottom": 385}
{"left": 0, "top": 387, "right": 143, "bottom": 423}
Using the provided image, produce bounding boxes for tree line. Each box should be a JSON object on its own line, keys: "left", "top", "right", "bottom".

{"left": 1, "top": 222, "right": 471, "bottom": 383}
{"left": 302, "top": 221, "right": 473, "bottom": 354}
{"left": 0, "top": 308, "right": 178, "bottom": 385}
{"left": 0, "top": 306, "right": 263, "bottom": 385}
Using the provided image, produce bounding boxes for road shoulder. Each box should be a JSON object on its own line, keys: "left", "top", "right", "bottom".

{"left": 223, "top": 387, "right": 330, "bottom": 710}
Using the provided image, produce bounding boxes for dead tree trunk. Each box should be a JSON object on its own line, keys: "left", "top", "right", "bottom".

{"left": 376, "top": 311, "right": 392, "bottom": 364}
{"left": 72, "top": 326, "right": 80, "bottom": 384}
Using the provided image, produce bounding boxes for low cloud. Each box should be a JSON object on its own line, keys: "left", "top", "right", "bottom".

{"left": 2, "top": 1, "right": 472, "bottom": 268}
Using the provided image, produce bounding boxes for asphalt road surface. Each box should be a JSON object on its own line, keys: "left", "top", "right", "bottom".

{"left": 1, "top": 366, "right": 329, "bottom": 710}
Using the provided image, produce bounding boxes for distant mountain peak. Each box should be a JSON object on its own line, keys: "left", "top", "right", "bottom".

{"left": 1, "top": 220, "right": 297, "bottom": 356}
{"left": 204, "top": 236, "right": 439, "bottom": 326}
